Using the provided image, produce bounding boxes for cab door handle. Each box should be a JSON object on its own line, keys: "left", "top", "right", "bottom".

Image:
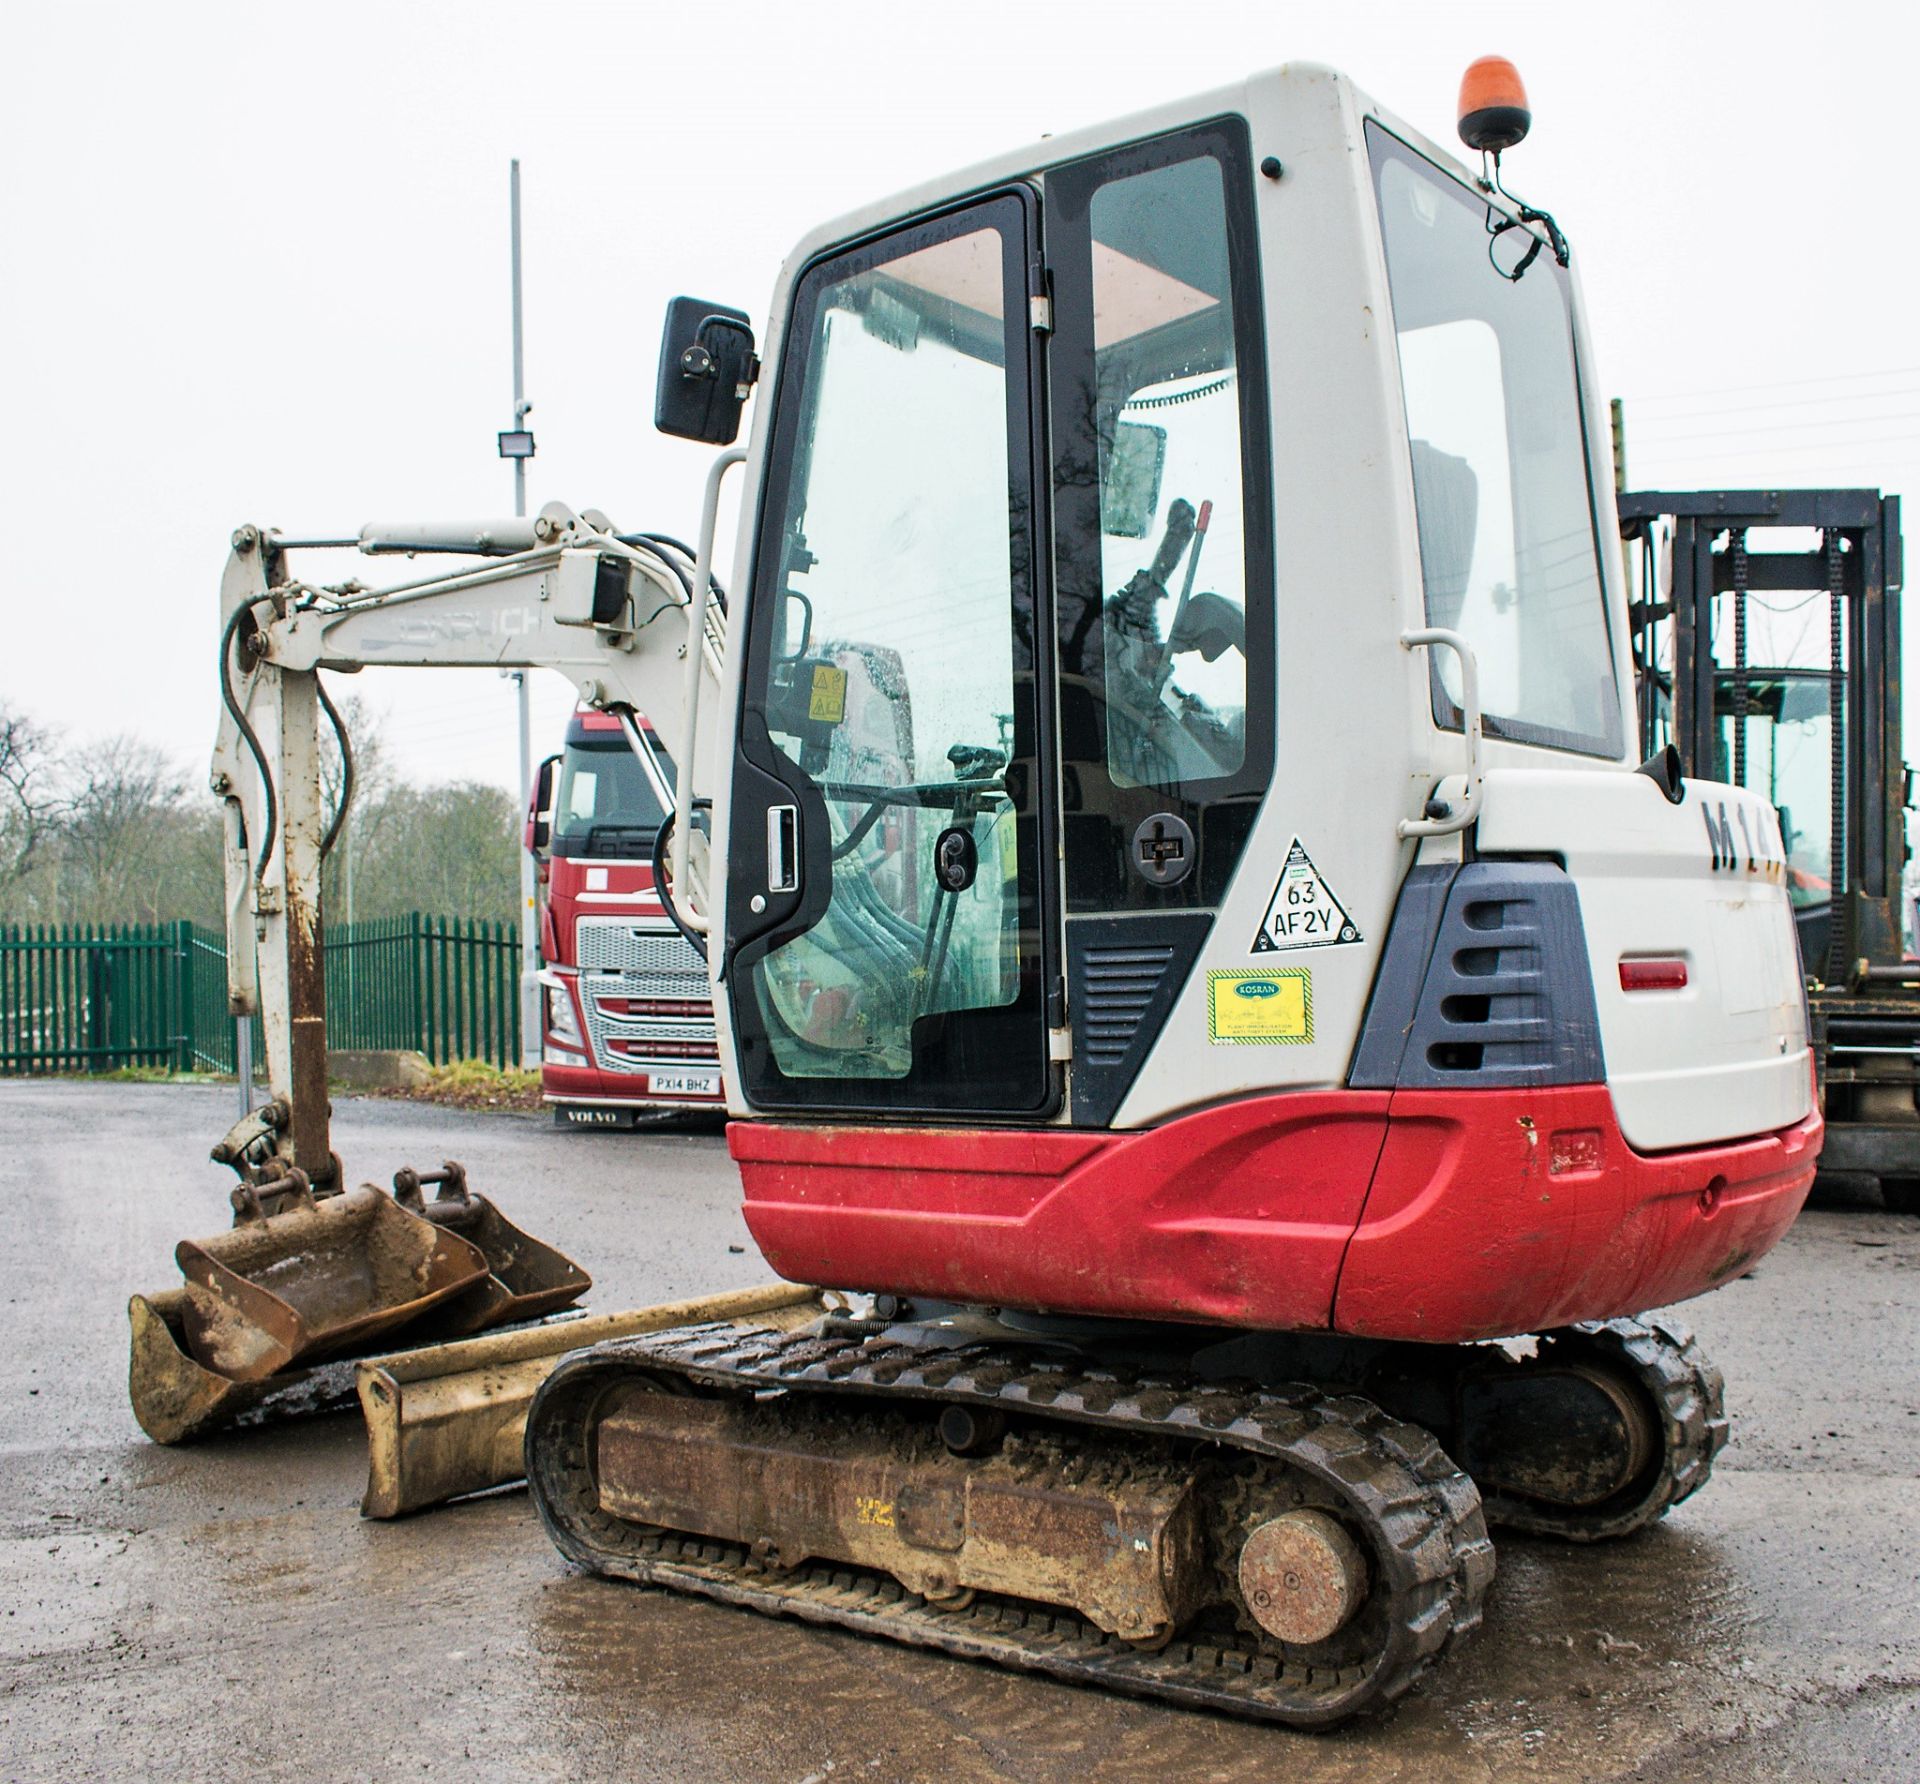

{"left": 767, "top": 804, "right": 799, "bottom": 892}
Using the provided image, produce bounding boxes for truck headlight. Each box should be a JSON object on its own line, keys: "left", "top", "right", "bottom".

{"left": 546, "top": 982, "right": 585, "bottom": 1051}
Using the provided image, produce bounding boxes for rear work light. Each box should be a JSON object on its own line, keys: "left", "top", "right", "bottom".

{"left": 1619, "top": 957, "right": 1688, "bottom": 992}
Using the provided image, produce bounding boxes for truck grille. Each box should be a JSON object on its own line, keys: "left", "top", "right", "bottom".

{"left": 576, "top": 918, "right": 709, "bottom": 988}
{"left": 573, "top": 919, "right": 713, "bottom": 1077}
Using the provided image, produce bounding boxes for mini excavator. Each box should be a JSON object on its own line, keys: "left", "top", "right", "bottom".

{"left": 206, "top": 59, "right": 1819, "bottom": 1726}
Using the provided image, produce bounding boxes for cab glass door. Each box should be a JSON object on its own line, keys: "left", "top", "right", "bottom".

{"left": 1045, "top": 120, "right": 1275, "bottom": 915}
{"left": 727, "top": 192, "right": 1053, "bottom": 1117}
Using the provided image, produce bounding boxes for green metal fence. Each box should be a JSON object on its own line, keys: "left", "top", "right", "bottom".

{"left": 0, "top": 916, "right": 522, "bottom": 1076}
{"left": 326, "top": 915, "right": 523, "bottom": 1070}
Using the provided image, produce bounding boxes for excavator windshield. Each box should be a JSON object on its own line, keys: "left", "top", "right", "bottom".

{"left": 1369, "top": 123, "right": 1622, "bottom": 759}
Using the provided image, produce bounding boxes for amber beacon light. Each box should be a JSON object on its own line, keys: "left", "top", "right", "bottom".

{"left": 1457, "top": 56, "right": 1532, "bottom": 154}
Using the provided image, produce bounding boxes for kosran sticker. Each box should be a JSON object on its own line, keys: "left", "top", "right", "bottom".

{"left": 1208, "top": 969, "right": 1312, "bottom": 1044}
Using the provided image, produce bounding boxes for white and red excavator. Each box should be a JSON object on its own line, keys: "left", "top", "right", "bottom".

{"left": 169, "top": 57, "right": 1817, "bottom": 1726}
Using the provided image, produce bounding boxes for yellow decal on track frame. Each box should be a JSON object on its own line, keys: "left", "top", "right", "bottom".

{"left": 1207, "top": 969, "right": 1312, "bottom": 1045}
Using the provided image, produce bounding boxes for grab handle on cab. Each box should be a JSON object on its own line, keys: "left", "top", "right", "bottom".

{"left": 1399, "top": 628, "right": 1485, "bottom": 839}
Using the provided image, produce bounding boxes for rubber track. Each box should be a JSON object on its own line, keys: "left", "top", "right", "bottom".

{"left": 526, "top": 1321, "right": 1497, "bottom": 1728}
{"left": 1478, "top": 1315, "right": 1728, "bottom": 1543}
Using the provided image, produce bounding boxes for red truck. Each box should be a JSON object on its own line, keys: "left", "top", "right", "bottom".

{"left": 526, "top": 709, "right": 722, "bottom": 1126}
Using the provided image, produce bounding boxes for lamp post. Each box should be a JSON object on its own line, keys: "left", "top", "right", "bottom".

{"left": 501, "top": 159, "right": 540, "bottom": 1069}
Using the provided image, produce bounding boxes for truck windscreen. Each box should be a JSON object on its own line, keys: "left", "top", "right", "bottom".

{"left": 1368, "top": 121, "right": 1622, "bottom": 760}
{"left": 552, "top": 737, "right": 673, "bottom": 859}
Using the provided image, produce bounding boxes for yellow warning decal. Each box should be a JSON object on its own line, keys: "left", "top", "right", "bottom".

{"left": 809, "top": 664, "right": 848, "bottom": 724}
{"left": 855, "top": 1496, "right": 895, "bottom": 1528}
{"left": 1207, "top": 969, "right": 1312, "bottom": 1045}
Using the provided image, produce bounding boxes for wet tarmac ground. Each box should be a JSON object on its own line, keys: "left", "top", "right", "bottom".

{"left": 2, "top": 1079, "right": 1918, "bottom": 1782}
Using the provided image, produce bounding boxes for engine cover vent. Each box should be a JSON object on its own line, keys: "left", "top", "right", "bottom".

{"left": 1349, "top": 862, "right": 1604, "bottom": 1090}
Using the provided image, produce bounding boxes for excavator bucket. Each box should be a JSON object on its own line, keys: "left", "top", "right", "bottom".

{"left": 387, "top": 1163, "right": 591, "bottom": 1339}
{"left": 134, "top": 1146, "right": 601, "bottom": 1441}
{"left": 128, "top": 1287, "right": 365, "bottom": 1444}
{"left": 176, "top": 1177, "right": 490, "bottom": 1384}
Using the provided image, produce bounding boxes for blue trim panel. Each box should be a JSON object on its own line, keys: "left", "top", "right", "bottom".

{"left": 1348, "top": 861, "right": 1605, "bottom": 1090}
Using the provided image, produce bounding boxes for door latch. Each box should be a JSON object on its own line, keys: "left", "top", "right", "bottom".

{"left": 767, "top": 804, "right": 799, "bottom": 893}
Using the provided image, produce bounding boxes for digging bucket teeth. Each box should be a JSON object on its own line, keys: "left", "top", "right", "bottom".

{"left": 174, "top": 1172, "right": 491, "bottom": 1383}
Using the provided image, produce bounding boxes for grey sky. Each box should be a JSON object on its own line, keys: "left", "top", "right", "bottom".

{"left": 4, "top": 0, "right": 1915, "bottom": 801}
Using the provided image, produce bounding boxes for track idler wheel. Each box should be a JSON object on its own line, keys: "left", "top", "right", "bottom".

{"left": 1459, "top": 1316, "right": 1727, "bottom": 1542}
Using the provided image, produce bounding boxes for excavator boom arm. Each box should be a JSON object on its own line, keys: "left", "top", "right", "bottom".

{"left": 210, "top": 501, "right": 719, "bottom": 1181}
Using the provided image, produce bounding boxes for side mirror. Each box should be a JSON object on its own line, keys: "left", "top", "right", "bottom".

{"left": 527, "top": 752, "right": 561, "bottom": 854}
{"left": 655, "top": 296, "right": 757, "bottom": 444}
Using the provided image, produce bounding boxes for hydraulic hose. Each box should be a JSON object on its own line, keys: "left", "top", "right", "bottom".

{"left": 650, "top": 808, "right": 709, "bottom": 964}
{"left": 316, "top": 675, "right": 354, "bottom": 859}
{"left": 219, "top": 604, "right": 278, "bottom": 882}
{"left": 620, "top": 531, "right": 727, "bottom": 612}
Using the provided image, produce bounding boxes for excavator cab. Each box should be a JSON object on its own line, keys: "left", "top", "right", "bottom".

{"left": 707, "top": 77, "right": 1813, "bottom": 1313}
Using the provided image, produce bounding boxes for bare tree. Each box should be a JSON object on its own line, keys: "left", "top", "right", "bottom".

{"left": 58, "top": 736, "right": 194, "bottom": 925}
{"left": 1, "top": 694, "right": 521, "bottom": 932}
{"left": 351, "top": 780, "right": 521, "bottom": 922}
{"left": 0, "top": 703, "right": 64, "bottom": 900}
{"left": 318, "top": 687, "right": 393, "bottom": 925}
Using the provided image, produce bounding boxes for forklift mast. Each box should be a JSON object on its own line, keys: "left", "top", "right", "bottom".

{"left": 1618, "top": 487, "right": 1906, "bottom": 982}
{"left": 1619, "top": 487, "right": 1918, "bottom": 1202}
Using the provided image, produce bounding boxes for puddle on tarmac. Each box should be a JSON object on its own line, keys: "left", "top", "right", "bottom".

{"left": 519, "top": 1512, "right": 1779, "bottom": 1784}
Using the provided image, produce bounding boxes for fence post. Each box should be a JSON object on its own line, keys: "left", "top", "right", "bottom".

{"left": 503, "top": 918, "right": 517, "bottom": 1070}
{"left": 409, "top": 912, "right": 425, "bottom": 1063}
{"left": 173, "top": 919, "right": 191, "bottom": 1073}
{"left": 437, "top": 916, "right": 450, "bottom": 1067}
{"left": 85, "top": 930, "right": 106, "bottom": 1072}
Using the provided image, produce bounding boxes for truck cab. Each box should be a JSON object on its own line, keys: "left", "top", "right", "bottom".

{"left": 529, "top": 709, "right": 721, "bottom": 1124}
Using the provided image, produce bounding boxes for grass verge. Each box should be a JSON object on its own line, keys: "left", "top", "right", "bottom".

{"left": 366, "top": 1059, "right": 545, "bottom": 1113}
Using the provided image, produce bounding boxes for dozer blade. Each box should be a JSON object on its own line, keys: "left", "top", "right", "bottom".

{"left": 356, "top": 1283, "right": 820, "bottom": 1518}
{"left": 128, "top": 1287, "right": 364, "bottom": 1444}
{"left": 386, "top": 1163, "right": 592, "bottom": 1340}
{"left": 176, "top": 1178, "right": 490, "bottom": 1383}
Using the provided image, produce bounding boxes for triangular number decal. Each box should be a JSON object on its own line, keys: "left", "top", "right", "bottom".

{"left": 1252, "top": 838, "right": 1362, "bottom": 953}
